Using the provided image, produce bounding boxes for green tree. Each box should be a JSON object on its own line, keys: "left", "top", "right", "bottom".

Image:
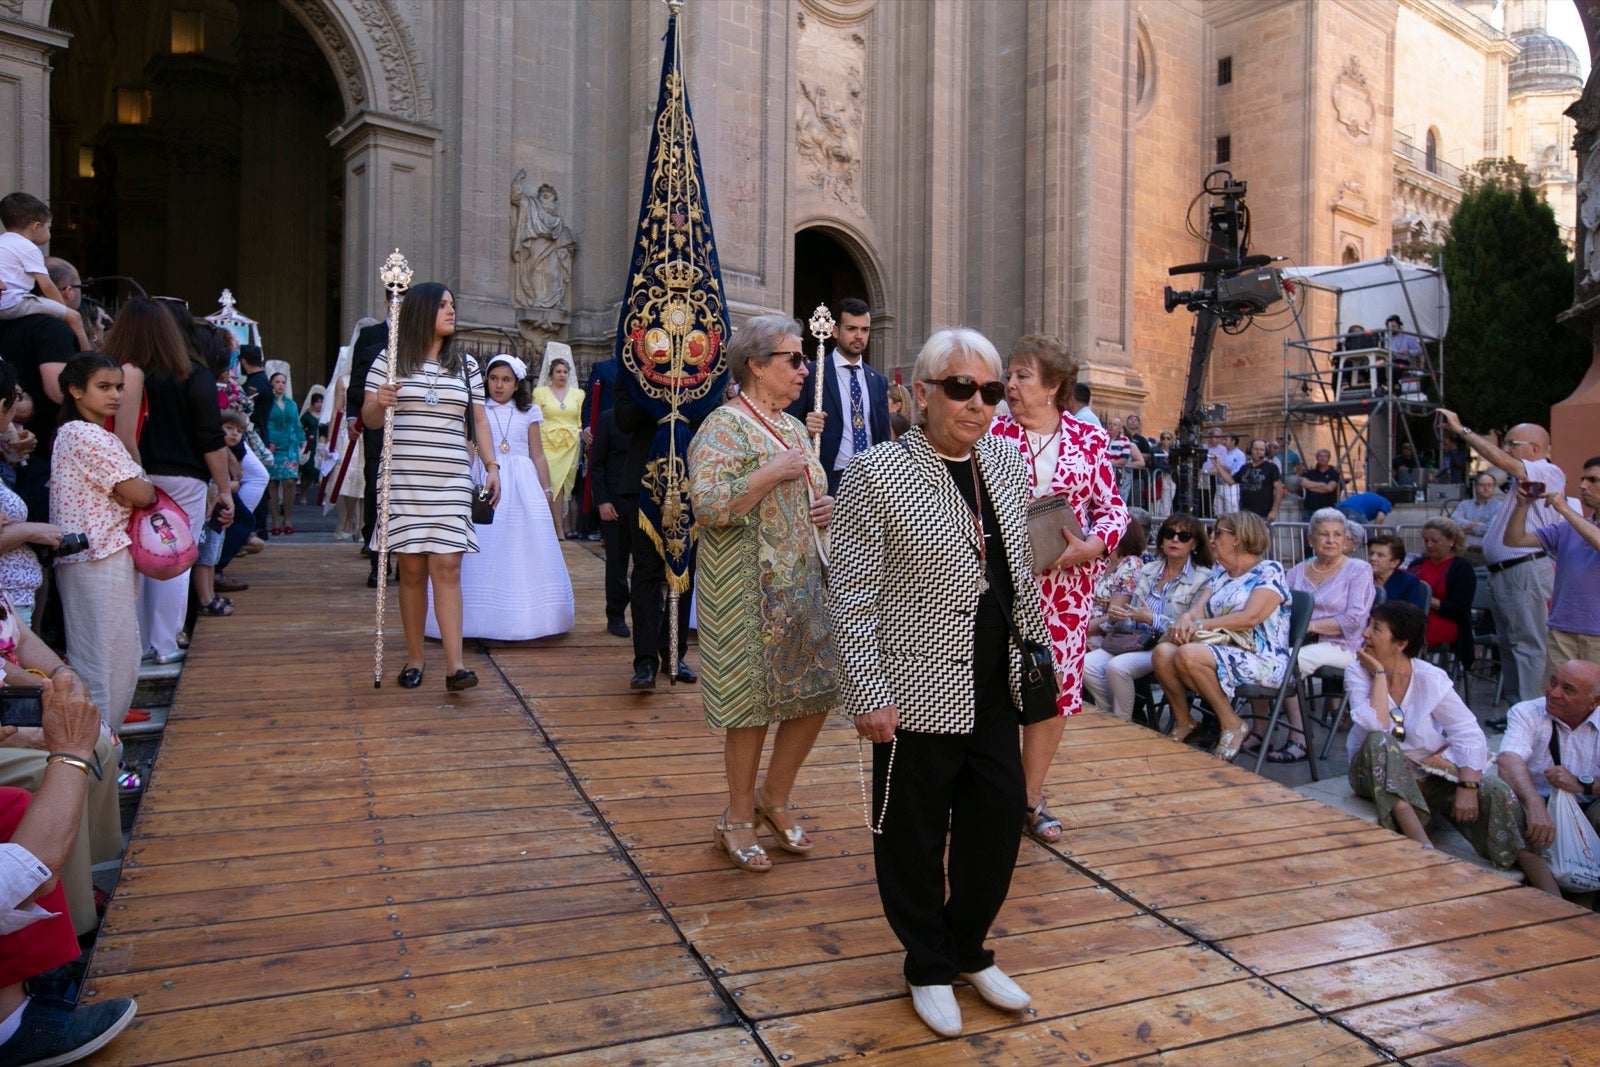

{"left": 1441, "top": 159, "right": 1588, "bottom": 432}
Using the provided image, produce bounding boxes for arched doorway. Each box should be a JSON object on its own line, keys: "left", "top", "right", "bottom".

{"left": 794, "top": 226, "right": 873, "bottom": 361}
{"left": 46, "top": 0, "right": 344, "bottom": 390}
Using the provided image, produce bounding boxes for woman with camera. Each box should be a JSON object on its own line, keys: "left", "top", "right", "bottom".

{"left": 362, "top": 283, "right": 500, "bottom": 693}
{"left": 829, "top": 327, "right": 1050, "bottom": 1038}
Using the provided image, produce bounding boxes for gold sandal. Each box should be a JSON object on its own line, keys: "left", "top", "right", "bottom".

{"left": 755, "top": 792, "right": 814, "bottom": 854}
{"left": 714, "top": 813, "right": 772, "bottom": 872}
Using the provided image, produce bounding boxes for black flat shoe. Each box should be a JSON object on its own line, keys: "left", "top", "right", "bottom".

{"left": 397, "top": 666, "right": 423, "bottom": 688}
{"left": 445, "top": 669, "right": 478, "bottom": 692}
{"left": 663, "top": 661, "right": 697, "bottom": 684}
{"left": 630, "top": 662, "right": 657, "bottom": 691}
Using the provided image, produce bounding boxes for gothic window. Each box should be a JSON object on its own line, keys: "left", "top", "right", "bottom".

{"left": 1425, "top": 128, "right": 1439, "bottom": 174}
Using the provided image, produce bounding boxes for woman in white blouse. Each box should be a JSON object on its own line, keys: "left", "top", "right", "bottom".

{"left": 1345, "top": 600, "right": 1556, "bottom": 891}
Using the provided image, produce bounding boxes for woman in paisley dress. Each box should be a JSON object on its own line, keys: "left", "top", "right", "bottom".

{"left": 1151, "top": 510, "right": 1291, "bottom": 761}
{"left": 988, "top": 333, "right": 1128, "bottom": 844}
{"left": 532, "top": 347, "right": 584, "bottom": 539}
{"left": 687, "top": 314, "right": 836, "bottom": 873}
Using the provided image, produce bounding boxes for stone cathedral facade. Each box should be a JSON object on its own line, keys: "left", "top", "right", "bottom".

{"left": 0, "top": 0, "right": 1583, "bottom": 439}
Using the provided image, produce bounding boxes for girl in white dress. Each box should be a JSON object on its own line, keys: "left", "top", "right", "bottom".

{"left": 428, "top": 354, "right": 575, "bottom": 641}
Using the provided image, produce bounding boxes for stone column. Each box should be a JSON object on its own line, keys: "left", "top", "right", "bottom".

{"left": 1556, "top": 72, "right": 1600, "bottom": 478}
{"left": 0, "top": 15, "right": 68, "bottom": 195}
{"left": 331, "top": 111, "right": 440, "bottom": 325}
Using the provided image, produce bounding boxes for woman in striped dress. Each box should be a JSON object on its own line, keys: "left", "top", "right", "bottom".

{"left": 362, "top": 283, "right": 500, "bottom": 692}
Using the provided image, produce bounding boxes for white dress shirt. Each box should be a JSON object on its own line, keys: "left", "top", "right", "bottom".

{"left": 1344, "top": 657, "right": 1490, "bottom": 771}
{"left": 1483, "top": 457, "right": 1564, "bottom": 565}
{"left": 1499, "top": 697, "right": 1600, "bottom": 801}
{"left": 831, "top": 350, "right": 874, "bottom": 471}
{"left": 1069, "top": 404, "right": 1102, "bottom": 430}
{"left": 0, "top": 841, "right": 55, "bottom": 936}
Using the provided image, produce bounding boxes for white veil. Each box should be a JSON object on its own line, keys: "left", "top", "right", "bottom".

{"left": 536, "top": 341, "right": 575, "bottom": 389}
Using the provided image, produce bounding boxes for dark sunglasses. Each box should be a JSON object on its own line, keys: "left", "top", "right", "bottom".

{"left": 1160, "top": 529, "right": 1195, "bottom": 543}
{"left": 766, "top": 350, "right": 806, "bottom": 369}
{"left": 926, "top": 376, "right": 1005, "bottom": 405}
{"left": 1390, "top": 706, "right": 1406, "bottom": 743}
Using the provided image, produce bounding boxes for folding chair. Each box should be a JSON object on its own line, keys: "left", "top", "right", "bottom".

{"left": 1238, "top": 591, "right": 1317, "bottom": 778}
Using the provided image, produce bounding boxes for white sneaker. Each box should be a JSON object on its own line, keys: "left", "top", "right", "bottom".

{"left": 908, "top": 983, "right": 962, "bottom": 1037}
{"left": 958, "top": 965, "right": 1031, "bottom": 1011}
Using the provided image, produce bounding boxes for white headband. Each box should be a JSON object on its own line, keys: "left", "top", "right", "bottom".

{"left": 487, "top": 353, "right": 528, "bottom": 380}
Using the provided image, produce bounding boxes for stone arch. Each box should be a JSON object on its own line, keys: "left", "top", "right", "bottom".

{"left": 793, "top": 218, "right": 888, "bottom": 317}
{"left": 278, "top": 0, "right": 432, "bottom": 124}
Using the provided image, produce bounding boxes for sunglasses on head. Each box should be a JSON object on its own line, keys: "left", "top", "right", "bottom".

{"left": 766, "top": 350, "right": 806, "bottom": 369}
{"left": 1160, "top": 529, "right": 1195, "bottom": 543}
{"left": 926, "top": 376, "right": 1005, "bottom": 405}
{"left": 1389, "top": 706, "right": 1406, "bottom": 742}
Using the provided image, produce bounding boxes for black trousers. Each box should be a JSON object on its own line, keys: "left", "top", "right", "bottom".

{"left": 872, "top": 626, "right": 1023, "bottom": 985}
{"left": 598, "top": 517, "right": 630, "bottom": 625}
{"left": 616, "top": 496, "right": 689, "bottom": 670}
{"left": 361, "top": 444, "right": 381, "bottom": 570}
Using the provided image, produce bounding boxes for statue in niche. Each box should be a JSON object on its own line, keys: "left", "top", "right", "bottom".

{"left": 511, "top": 170, "right": 577, "bottom": 353}
{"left": 1578, "top": 141, "right": 1600, "bottom": 288}
{"left": 796, "top": 12, "right": 865, "bottom": 208}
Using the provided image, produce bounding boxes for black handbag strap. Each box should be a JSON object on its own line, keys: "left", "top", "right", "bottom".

{"left": 1550, "top": 725, "right": 1562, "bottom": 767}
{"left": 460, "top": 359, "right": 476, "bottom": 444}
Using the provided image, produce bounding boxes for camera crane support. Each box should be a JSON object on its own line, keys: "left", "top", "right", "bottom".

{"left": 1162, "top": 171, "right": 1285, "bottom": 516}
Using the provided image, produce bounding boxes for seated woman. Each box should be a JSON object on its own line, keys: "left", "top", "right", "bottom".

{"left": 1345, "top": 601, "right": 1556, "bottom": 893}
{"left": 1084, "top": 512, "right": 1214, "bottom": 720}
{"left": 1270, "top": 507, "right": 1375, "bottom": 763}
{"left": 1367, "top": 533, "right": 1429, "bottom": 610}
{"left": 1087, "top": 518, "right": 1147, "bottom": 649}
{"left": 1406, "top": 516, "right": 1476, "bottom": 670}
{"left": 1151, "top": 510, "right": 1291, "bottom": 761}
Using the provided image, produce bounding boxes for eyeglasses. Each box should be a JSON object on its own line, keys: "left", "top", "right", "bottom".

{"left": 925, "top": 376, "right": 1005, "bottom": 405}
{"left": 1505, "top": 439, "right": 1536, "bottom": 449}
{"left": 1389, "top": 706, "right": 1406, "bottom": 742}
{"left": 1160, "top": 530, "right": 1195, "bottom": 543}
{"left": 766, "top": 351, "right": 805, "bottom": 369}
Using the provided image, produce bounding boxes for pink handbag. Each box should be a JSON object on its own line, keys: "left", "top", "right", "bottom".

{"left": 125, "top": 487, "right": 199, "bottom": 580}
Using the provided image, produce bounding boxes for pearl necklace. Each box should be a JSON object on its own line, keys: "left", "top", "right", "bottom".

{"left": 858, "top": 735, "right": 896, "bottom": 834}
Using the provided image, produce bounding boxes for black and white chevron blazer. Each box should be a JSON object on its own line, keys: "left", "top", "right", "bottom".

{"left": 827, "top": 427, "right": 1051, "bottom": 734}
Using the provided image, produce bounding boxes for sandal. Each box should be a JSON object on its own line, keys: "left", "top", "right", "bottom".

{"left": 713, "top": 813, "right": 771, "bottom": 872}
{"left": 1266, "top": 736, "right": 1309, "bottom": 764}
{"left": 1213, "top": 723, "right": 1251, "bottom": 763}
{"left": 200, "top": 596, "right": 235, "bottom": 616}
{"left": 755, "top": 792, "right": 814, "bottom": 854}
{"left": 1023, "top": 799, "right": 1063, "bottom": 844}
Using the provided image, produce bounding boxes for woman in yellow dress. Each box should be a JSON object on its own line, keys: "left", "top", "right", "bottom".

{"left": 532, "top": 345, "right": 584, "bottom": 538}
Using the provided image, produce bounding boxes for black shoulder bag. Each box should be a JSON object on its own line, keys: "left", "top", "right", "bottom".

{"left": 460, "top": 359, "right": 495, "bottom": 525}
{"left": 990, "top": 564, "right": 1060, "bottom": 725}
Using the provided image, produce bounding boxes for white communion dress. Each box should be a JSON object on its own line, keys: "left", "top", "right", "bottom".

{"left": 426, "top": 397, "right": 575, "bottom": 641}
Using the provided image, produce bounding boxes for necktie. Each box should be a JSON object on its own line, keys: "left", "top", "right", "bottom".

{"left": 847, "top": 364, "right": 869, "bottom": 454}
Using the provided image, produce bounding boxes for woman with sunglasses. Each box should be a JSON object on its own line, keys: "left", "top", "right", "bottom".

{"left": 686, "top": 315, "right": 836, "bottom": 874}
{"left": 1346, "top": 601, "right": 1555, "bottom": 891}
{"left": 829, "top": 327, "right": 1049, "bottom": 1037}
{"left": 1083, "top": 514, "right": 1216, "bottom": 721}
{"left": 988, "top": 334, "right": 1128, "bottom": 844}
{"left": 1151, "top": 510, "right": 1289, "bottom": 760}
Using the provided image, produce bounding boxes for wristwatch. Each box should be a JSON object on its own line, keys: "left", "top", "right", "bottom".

{"left": 1580, "top": 775, "right": 1594, "bottom": 797}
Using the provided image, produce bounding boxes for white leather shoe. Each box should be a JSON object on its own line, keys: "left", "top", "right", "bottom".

{"left": 908, "top": 983, "right": 962, "bottom": 1037}
{"left": 958, "top": 965, "right": 1031, "bottom": 1011}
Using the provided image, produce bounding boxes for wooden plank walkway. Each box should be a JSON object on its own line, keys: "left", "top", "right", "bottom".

{"left": 80, "top": 542, "right": 1600, "bottom": 1065}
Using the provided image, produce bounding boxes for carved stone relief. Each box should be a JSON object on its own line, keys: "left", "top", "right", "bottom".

{"left": 282, "top": 0, "right": 432, "bottom": 123}
{"left": 0, "top": 1, "right": 23, "bottom": 18}
{"left": 796, "top": 10, "right": 865, "bottom": 210}
{"left": 285, "top": 0, "right": 367, "bottom": 110}
{"left": 1578, "top": 140, "right": 1600, "bottom": 287}
{"left": 1332, "top": 56, "right": 1374, "bottom": 143}
{"left": 511, "top": 171, "right": 577, "bottom": 354}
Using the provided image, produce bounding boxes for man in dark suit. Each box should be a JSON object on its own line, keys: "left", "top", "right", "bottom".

{"left": 578, "top": 356, "right": 620, "bottom": 541}
{"left": 348, "top": 320, "right": 388, "bottom": 587}
{"left": 785, "top": 297, "right": 890, "bottom": 495}
{"left": 587, "top": 406, "right": 632, "bottom": 638}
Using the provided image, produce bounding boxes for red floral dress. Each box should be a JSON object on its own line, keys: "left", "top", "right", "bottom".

{"left": 990, "top": 412, "right": 1129, "bottom": 714}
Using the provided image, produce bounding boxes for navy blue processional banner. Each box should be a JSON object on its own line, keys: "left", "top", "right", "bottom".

{"left": 613, "top": 6, "right": 730, "bottom": 592}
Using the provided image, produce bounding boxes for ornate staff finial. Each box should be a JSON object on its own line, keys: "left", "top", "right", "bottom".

{"left": 380, "top": 249, "right": 413, "bottom": 296}
{"left": 808, "top": 303, "right": 835, "bottom": 345}
{"left": 663, "top": 0, "right": 685, "bottom": 13}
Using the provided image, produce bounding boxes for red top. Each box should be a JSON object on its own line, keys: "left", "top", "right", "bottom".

{"left": 1412, "top": 556, "right": 1456, "bottom": 647}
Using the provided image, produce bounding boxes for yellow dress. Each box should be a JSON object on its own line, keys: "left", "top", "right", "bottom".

{"left": 533, "top": 385, "right": 584, "bottom": 495}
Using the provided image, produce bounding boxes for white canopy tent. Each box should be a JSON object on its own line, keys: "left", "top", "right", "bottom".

{"left": 1281, "top": 256, "right": 1450, "bottom": 341}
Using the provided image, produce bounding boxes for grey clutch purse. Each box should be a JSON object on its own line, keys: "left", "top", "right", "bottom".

{"left": 1025, "top": 493, "right": 1085, "bottom": 575}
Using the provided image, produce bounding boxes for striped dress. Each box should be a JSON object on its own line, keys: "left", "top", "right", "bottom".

{"left": 368, "top": 350, "right": 482, "bottom": 555}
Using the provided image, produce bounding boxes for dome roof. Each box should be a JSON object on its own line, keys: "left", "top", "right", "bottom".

{"left": 1509, "top": 32, "right": 1583, "bottom": 94}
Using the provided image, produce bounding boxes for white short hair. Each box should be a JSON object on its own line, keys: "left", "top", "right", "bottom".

{"left": 912, "top": 327, "right": 1002, "bottom": 384}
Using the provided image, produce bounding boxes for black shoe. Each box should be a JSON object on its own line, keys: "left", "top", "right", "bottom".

{"left": 607, "top": 619, "right": 631, "bottom": 638}
{"left": 0, "top": 996, "right": 138, "bottom": 1066}
{"left": 366, "top": 571, "right": 378, "bottom": 589}
{"left": 663, "top": 659, "right": 697, "bottom": 684}
{"left": 445, "top": 669, "right": 478, "bottom": 692}
{"left": 397, "top": 666, "right": 423, "bottom": 688}
{"left": 1485, "top": 716, "right": 1508, "bottom": 733}
{"left": 630, "top": 662, "right": 657, "bottom": 691}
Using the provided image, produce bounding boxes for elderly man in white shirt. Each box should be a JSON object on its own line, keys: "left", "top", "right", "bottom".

{"left": 1497, "top": 660, "right": 1600, "bottom": 858}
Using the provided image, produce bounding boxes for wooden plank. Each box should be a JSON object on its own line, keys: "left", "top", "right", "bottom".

{"left": 1101, "top": 1019, "right": 1384, "bottom": 1067}
{"left": 1408, "top": 1014, "right": 1600, "bottom": 1066}
{"left": 506, "top": 1028, "right": 768, "bottom": 1067}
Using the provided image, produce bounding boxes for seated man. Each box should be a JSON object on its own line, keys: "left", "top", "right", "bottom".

{"left": 1452, "top": 472, "right": 1505, "bottom": 554}
{"left": 1384, "top": 314, "right": 1423, "bottom": 371}
{"left": 0, "top": 671, "right": 137, "bottom": 1066}
{"left": 1497, "top": 660, "right": 1600, "bottom": 890}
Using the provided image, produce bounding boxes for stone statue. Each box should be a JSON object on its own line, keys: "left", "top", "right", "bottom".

{"left": 1579, "top": 143, "right": 1600, "bottom": 288}
{"left": 511, "top": 170, "right": 577, "bottom": 353}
